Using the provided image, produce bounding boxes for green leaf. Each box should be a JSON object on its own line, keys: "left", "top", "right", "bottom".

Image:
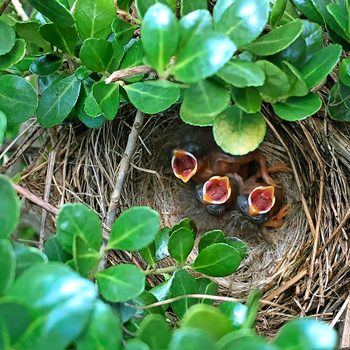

{"left": 76, "top": 300, "right": 121, "bottom": 350}
{"left": 92, "top": 81, "right": 119, "bottom": 120}
{"left": 217, "top": 60, "right": 265, "bottom": 88}
{"left": 56, "top": 203, "right": 102, "bottom": 254}
{"left": 80, "top": 38, "right": 113, "bottom": 72}
{"left": 256, "top": 60, "right": 290, "bottom": 103}
{"left": 139, "top": 242, "right": 157, "bottom": 268}
{"left": 213, "top": 106, "right": 266, "bottom": 155}
{"left": 0, "top": 20, "right": 15, "bottom": 55}
{"left": 108, "top": 206, "right": 160, "bottom": 251}
{"left": 112, "top": 17, "right": 136, "bottom": 47}
{"left": 300, "top": 20, "right": 323, "bottom": 61}
{"left": 192, "top": 243, "right": 242, "bottom": 277}
{"left": 73, "top": 235, "right": 100, "bottom": 277}
{"left": 43, "top": 236, "right": 72, "bottom": 263}
{"left": 168, "top": 227, "right": 194, "bottom": 264}
{"left": 9, "top": 262, "right": 97, "bottom": 349}
{"left": 196, "top": 277, "right": 218, "bottom": 305}
{"left": 198, "top": 230, "right": 226, "bottom": 252}
{"left": 291, "top": 0, "right": 323, "bottom": 24}
{"left": 273, "top": 93, "right": 322, "bottom": 121}
{"left": 75, "top": 0, "right": 116, "bottom": 40}
{"left": 215, "top": 0, "right": 270, "bottom": 47}
{"left": 0, "top": 111, "right": 6, "bottom": 147}
{"left": 219, "top": 302, "right": 248, "bottom": 330}
{"left": 29, "top": 54, "right": 63, "bottom": 76}
{"left": 181, "top": 0, "right": 207, "bottom": 16}
{"left": 40, "top": 23, "right": 77, "bottom": 54}
{"left": 339, "top": 58, "right": 350, "bottom": 87}
{"left": 0, "top": 239, "right": 15, "bottom": 295}
{"left": 182, "top": 304, "right": 233, "bottom": 340}
{"left": 13, "top": 242, "right": 48, "bottom": 277}
{"left": 231, "top": 87, "right": 262, "bottom": 113}
{"left": 84, "top": 90, "right": 102, "bottom": 117}
{"left": 180, "top": 79, "right": 230, "bottom": 126}
{"left": 155, "top": 227, "right": 171, "bottom": 261}
{"left": 216, "top": 329, "right": 256, "bottom": 349}
{"left": 137, "top": 314, "right": 171, "bottom": 349}
{"left": 170, "top": 218, "right": 196, "bottom": 235}
{"left": 169, "top": 328, "right": 216, "bottom": 350}
{"left": 124, "top": 81, "right": 180, "bottom": 114}
{"left": 0, "top": 39, "right": 26, "bottom": 70}
{"left": 281, "top": 61, "right": 308, "bottom": 97}
{"left": 225, "top": 237, "right": 248, "bottom": 259}
{"left": 15, "top": 21, "right": 49, "bottom": 49}
{"left": 270, "top": 0, "right": 288, "bottom": 28}
{"left": 327, "top": 3, "right": 349, "bottom": 36}
{"left": 120, "top": 40, "right": 144, "bottom": 70}
{"left": 96, "top": 264, "right": 145, "bottom": 302}
{"left": 244, "top": 289, "right": 261, "bottom": 328}
{"left": 135, "top": 0, "right": 156, "bottom": 18}
{"left": 273, "top": 318, "right": 337, "bottom": 350}
{"left": 301, "top": 44, "right": 342, "bottom": 89}
{"left": 219, "top": 335, "right": 279, "bottom": 350}
{"left": 124, "top": 339, "right": 150, "bottom": 350}
{"left": 245, "top": 20, "right": 302, "bottom": 56}
{"left": 0, "top": 75, "right": 38, "bottom": 123}
{"left": 141, "top": 3, "right": 179, "bottom": 73}
{"left": 328, "top": 82, "right": 350, "bottom": 122}
{"left": 150, "top": 274, "right": 174, "bottom": 305}
{"left": 134, "top": 291, "right": 164, "bottom": 316}
{"left": 173, "top": 32, "right": 236, "bottom": 83}
{"left": 37, "top": 74, "right": 81, "bottom": 127}
{"left": 170, "top": 269, "right": 198, "bottom": 318}
{"left": 213, "top": 0, "right": 235, "bottom": 22}
{"left": 0, "top": 176, "right": 20, "bottom": 239}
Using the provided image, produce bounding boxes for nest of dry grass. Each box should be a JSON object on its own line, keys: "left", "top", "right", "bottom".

{"left": 16, "top": 98, "right": 350, "bottom": 338}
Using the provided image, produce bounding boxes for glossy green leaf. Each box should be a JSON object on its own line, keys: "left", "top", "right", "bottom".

{"left": 37, "top": 74, "right": 81, "bottom": 127}
{"left": 213, "top": 0, "right": 235, "bottom": 22}
{"left": 328, "top": 82, "right": 350, "bottom": 122}
{"left": 173, "top": 32, "right": 236, "bottom": 83}
{"left": 231, "top": 87, "right": 262, "bottom": 113}
{"left": 108, "top": 36, "right": 125, "bottom": 72}
{"left": 112, "top": 17, "right": 135, "bottom": 47}
{"left": 13, "top": 242, "right": 48, "bottom": 277}
{"left": 192, "top": 243, "right": 242, "bottom": 277}
{"left": 155, "top": 227, "right": 171, "bottom": 261}
{"left": 0, "top": 39, "right": 26, "bottom": 70}
{"left": 169, "top": 328, "right": 216, "bottom": 350}
{"left": 43, "top": 236, "right": 72, "bottom": 263}
{"left": 120, "top": 40, "right": 144, "bottom": 69}
{"left": 182, "top": 304, "right": 233, "bottom": 340}
{"left": 0, "top": 176, "right": 20, "bottom": 239}
{"left": 124, "top": 81, "right": 180, "bottom": 114}
{"left": 0, "top": 111, "right": 6, "bottom": 147}
{"left": 75, "top": 66, "right": 90, "bottom": 81}
{"left": 196, "top": 278, "right": 218, "bottom": 305}
{"left": 301, "top": 44, "right": 342, "bottom": 89}
{"left": 256, "top": 60, "right": 290, "bottom": 103}
{"left": 273, "top": 93, "right": 322, "bottom": 121}
{"left": 300, "top": 20, "right": 323, "bottom": 61}
{"left": 135, "top": 0, "right": 156, "bottom": 17}
{"left": 56, "top": 203, "right": 102, "bottom": 254}
{"left": 170, "top": 218, "right": 196, "bottom": 235}
{"left": 281, "top": 61, "right": 308, "bottom": 97}
{"left": 217, "top": 60, "right": 265, "bottom": 88}
{"left": 76, "top": 300, "right": 121, "bottom": 350}
{"left": 213, "top": 106, "right": 266, "bottom": 155}
{"left": 273, "top": 318, "right": 337, "bottom": 350}
{"left": 0, "top": 75, "right": 38, "bottom": 123}
{"left": 220, "top": 335, "right": 279, "bottom": 350}
{"left": 170, "top": 269, "right": 198, "bottom": 318}
{"left": 168, "top": 227, "right": 194, "bottom": 264}
{"left": 215, "top": 0, "right": 270, "bottom": 47}
{"left": 137, "top": 314, "right": 171, "bottom": 349}
{"left": 339, "top": 59, "right": 350, "bottom": 87}
{"left": 180, "top": 79, "right": 230, "bottom": 126}
{"left": 80, "top": 38, "right": 113, "bottom": 72}
{"left": 40, "top": 23, "right": 77, "bottom": 54}
{"left": 327, "top": 3, "right": 349, "bottom": 36}
{"left": 15, "top": 21, "right": 50, "bottom": 49}
{"left": 73, "top": 235, "right": 100, "bottom": 277}
{"left": 108, "top": 206, "right": 160, "bottom": 251}
{"left": 134, "top": 291, "right": 164, "bottom": 316}
{"left": 84, "top": 90, "right": 102, "bottom": 117}
{"left": 245, "top": 20, "right": 302, "bottom": 56}
{"left": 29, "top": 54, "right": 62, "bottom": 76}
{"left": 225, "top": 237, "right": 248, "bottom": 259}
{"left": 150, "top": 275, "right": 174, "bottom": 306}
{"left": 96, "top": 264, "right": 145, "bottom": 302}
{"left": 198, "top": 230, "right": 226, "bottom": 252}
{"left": 270, "top": 0, "right": 287, "bottom": 28}
{"left": 279, "top": 1, "right": 300, "bottom": 24}
{"left": 9, "top": 263, "right": 97, "bottom": 349}
{"left": 181, "top": 0, "right": 207, "bottom": 16}
{"left": 139, "top": 243, "right": 156, "bottom": 267}
{"left": 27, "top": 0, "right": 75, "bottom": 27}
{"left": 0, "top": 239, "right": 15, "bottom": 295}
{"left": 75, "top": 0, "right": 115, "bottom": 40}
{"left": 244, "top": 289, "right": 261, "bottom": 328}
{"left": 291, "top": 0, "right": 323, "bottom": 24}
{"left": 219, "top": 302, "right": 248, "bottom": 330}
{"left": 141, "top": 3, "right": 179, "bottom": 73}
{"left": 0, "top": 20, "right": 15, "bottom": 55}
{"left": 92, "top": 81, "right": 119, "bottom": 120}
{"left": 124, "top": 339, "right": 150, "bottom": 350}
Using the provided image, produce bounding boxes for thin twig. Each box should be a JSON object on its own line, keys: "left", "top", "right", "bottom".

{"left": 0, "top": 0, "right": 11, "bottom": 15}
{"left": 11, "top": 0, "right": 29, "bottom": 20}
{"left": 105, "top": 65, "right": 153, "bottom": 84}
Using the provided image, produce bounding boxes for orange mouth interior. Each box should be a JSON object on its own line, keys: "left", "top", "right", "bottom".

{"left": 172, "top": 150, "right": 197, "bottom": 182}
{"left": 203, "top": 176, "right": 231, "bottom": 204}
{"left": 248, "top": 186, "right": 275, "bottom": 215}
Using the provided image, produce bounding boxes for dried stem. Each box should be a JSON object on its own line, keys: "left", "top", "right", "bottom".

{"left": 0, "top": 0, "right": 11, "bottom": 15}
{"left": 11, "top": 0, "right": 28, "bottom": 20}
{"left": 105, "top": 65, "right": 153, "bottom": 84}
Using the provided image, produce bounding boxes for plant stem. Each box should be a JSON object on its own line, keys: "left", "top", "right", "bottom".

{"left": 105, "top": 65, "right": 154, "bottom": 84}
{"left": 144, "top": 265, "right": 179, "bottom": 275}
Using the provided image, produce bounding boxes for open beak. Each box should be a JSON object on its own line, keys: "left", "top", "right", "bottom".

{"left": 202, "top": 176, "right": 231, "bottom": 204}
{"left": 248, "top": 186, "right": 275, "bottom": 216}
{"left": 171, "top": 150, "right": 198, "bottom": 183}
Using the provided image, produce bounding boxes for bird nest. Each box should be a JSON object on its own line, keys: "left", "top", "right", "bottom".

{"left": 19, "top": 103, "right": 350, "bottom": 338}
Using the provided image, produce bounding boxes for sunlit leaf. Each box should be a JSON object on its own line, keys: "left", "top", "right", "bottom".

{"left": 0, "top": 39, "right": 26, "bottom": 70}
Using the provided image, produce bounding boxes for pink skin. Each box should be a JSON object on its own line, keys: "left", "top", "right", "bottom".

{"left": 248, "top": 186, "right": 276, "bottom": 216}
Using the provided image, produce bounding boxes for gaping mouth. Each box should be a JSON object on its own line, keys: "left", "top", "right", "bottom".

{"left": 203, "top": 176, "right": 231, "bottom": 204}
{"left": 248, "top": 186, "right": 276, "bottom": 216}
{"left": 171, "top": 150, "right": 198, "bottom": 183}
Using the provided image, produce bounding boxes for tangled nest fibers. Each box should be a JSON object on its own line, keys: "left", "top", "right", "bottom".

{"left": 19, "top": 101, "right": 350, "bottom": 338}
